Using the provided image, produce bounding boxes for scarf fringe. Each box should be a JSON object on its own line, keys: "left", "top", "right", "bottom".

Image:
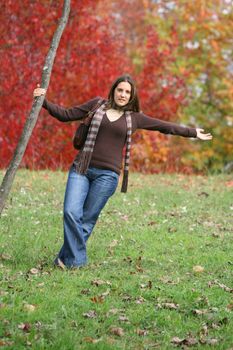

{"left": 75, "top": 151, "right": 92, "bottom": 174}
{"left": 121, "top": 170, "right": 128, "bottom": 193}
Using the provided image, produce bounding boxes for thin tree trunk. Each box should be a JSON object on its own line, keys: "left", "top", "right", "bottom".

{"left": 0, "top": 0, "right": 70, "bottom": 216}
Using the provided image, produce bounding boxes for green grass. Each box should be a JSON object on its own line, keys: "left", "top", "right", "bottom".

{"left": 0, "top": 170, "right": 233, "bottom": 349}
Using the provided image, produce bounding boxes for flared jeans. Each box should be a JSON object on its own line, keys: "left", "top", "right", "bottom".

{"left": 55, "top": 165, "right": 119, "bottom": 268}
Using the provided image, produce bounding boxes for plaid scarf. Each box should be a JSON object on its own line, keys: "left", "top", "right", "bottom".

{"left": 75, "top": 102, "right": 132, "bottom": 193}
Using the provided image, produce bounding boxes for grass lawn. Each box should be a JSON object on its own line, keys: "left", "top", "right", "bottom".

{"left": 0, "top": 170, "right": 233, "bottom": 349}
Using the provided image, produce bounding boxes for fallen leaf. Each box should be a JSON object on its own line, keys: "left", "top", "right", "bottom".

{"left": 37, "top": 282, "right": 45, "bottom": 288}
{"left": 159, "top": 276, "right": 179, "bottom": 285}
{"left": 135, "top": 297, "right": 146, "bottom": 304}
{"left": 140, "top": 281, "right": 152, "bottom": 289}
{"left": 208, "top": 280, "right": 233, "bottom": 293}
{"left": 136, "top": 328, "right": 149, "bottom": 336}
{"left": 227, "top": 302, "right": 233, "bottom": 310}
{"left": 83, "top": 337, "right": 102, "bottom": 344}
{"left": 18, "top": 323, "right": 31, "bottom": 332}
{"left": 0, "top": 253, "right": 11, "bottom": 261}
{"left": 193, "top": 265, "right": 205, "bottom": 273}
{"left": 23, "top": 303, "right": 36, "bottom": 312}
{"left": 109, "top": 327, "right": 124, "bottom": 337}
{"left": 0, "top": 290, "right": 8, "bottom": 296}
{"left": 200, "top": 324, "right": 208, "bottom": 337}
{"left": 192, "top": 309, "right": 208, "bottom": 315}
{"left": 80, "top": 288, "right": 91, "bottom": 295}
{"left": 225, "top": 180, "right": 233, "bottom": 188}
{"left": 211, "top": 317, "right": 228, "bottom": 328}
{"left": 159, "top": 302, "right": 179, "bottom": 310}
{"left": 207, "top": 338, "right": 218, "bottom": 345}
{"left": 122, "top": 294, "right": 132, "bottom": 302}
{"left": 198, "top": 191, "right": 209, "bottom": 197}
{"left": 108, "top": 308, "right": 120, "bottom": 314}
{"left": 123, "top": 256, "right": 133, "bottom": 263}
{"left": 136, "top": 265, "right": 143, "bottom": 272}
{"left": 122, "top": 215, "right": 129, "bottom": 221}
{"left": 83, "top": 310, "right": 97, "bottom": 318}
{"left": 118, "top": 315, "right": 129, "bottom": 322}
{"left": 35, "top": 321, "right": 43, "bottom": 329}
{"left": 106, "top": 308, "right": 123, "bottom": 316}
{"left": 90, "top": 296, "right": 104, "bottom": 304}
{"left": 101, "top": 289, "right": 110, "bottom": 297}
{"left": 0, "top": 340, "right": 14, "bottom": 346}
{"left": 215, "top": 281, "right": 233, "bottom": 293}
{"left": 91, "top": 279, "right": 111, "bottom": 287}
{"left": 148, "top": 221, "right": 157, "bottom": 226}
{"left": 171, "top": 336, "right": 198, "bottom": 346}
{"left": 108, "top": 240, "right": 118, "bottom": 248}
{"left": 171, "top": 336, "right": 185, "bottom": 345}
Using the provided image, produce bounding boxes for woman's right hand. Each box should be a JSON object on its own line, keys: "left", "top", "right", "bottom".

{"left": 33, "top": 84, "right": 46, "bottom": 98}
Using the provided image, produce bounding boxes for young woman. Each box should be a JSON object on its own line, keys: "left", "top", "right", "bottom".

{"left": 33, "top": 74, "right": 212, "bottom": 269}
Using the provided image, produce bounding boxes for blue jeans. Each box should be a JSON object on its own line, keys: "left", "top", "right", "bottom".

{"left": 55, "top": 166, "right": 119, "bottom": 268}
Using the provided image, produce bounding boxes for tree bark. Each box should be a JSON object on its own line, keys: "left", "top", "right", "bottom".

{"left": 0, "top": 0, "right": 71, "bottom": 216}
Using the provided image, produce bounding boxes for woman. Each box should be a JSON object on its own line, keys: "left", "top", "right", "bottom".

{"left": 34, "top": 74, "right": 212, "bottom": 269}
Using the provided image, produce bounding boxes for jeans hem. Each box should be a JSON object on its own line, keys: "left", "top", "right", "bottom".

{"left": 54, "top": 257, "right": 87, "bottom": 269}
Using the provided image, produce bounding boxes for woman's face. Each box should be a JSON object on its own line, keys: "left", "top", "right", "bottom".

{"left": 114, "top": 81, "right": 131, "bottom": 107}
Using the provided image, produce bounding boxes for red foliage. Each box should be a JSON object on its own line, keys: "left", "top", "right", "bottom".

{"left": 0, "top": 1, "right": 189, "bottom": 173}
{"left": 0, "top": 1, "right": 131, "bottom": 170}
{"left": 131, "top": 27, "right": 188, "bottom": 173}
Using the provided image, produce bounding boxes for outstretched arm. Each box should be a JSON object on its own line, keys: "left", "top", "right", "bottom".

{"left": 134, "top": 112, "right": 213, "bottom": 140}
{"left": 33, "top": 84, "right": 101, "bottom": 122}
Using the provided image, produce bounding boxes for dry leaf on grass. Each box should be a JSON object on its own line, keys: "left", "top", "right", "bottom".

{"left": 29, "top": 268, "right": 39, "bottom": 275}
{"left": 101, "top": 289, "right": 110, "bottom": 297}
{"left": 83, "top": 337, "right": 102, "bottom": 344}
{"left": 83, "top": 310, "right": 97, "bottom": 318}
{"left": 80, "top": 288, "right": 91, "bottom": 295}
{"left": 200, "top": 338, "right": 219, "bottom": 345}
{"left": 208, "top": 280, "right": 233, "bottom": 293}
{"left": 23, "top": 303, "right": 36, "bottom": 312}
{"left": 118, "top": 315, "right": 129, "bottom": 322}
{"left": 158, "top": 302, "right": 179, "bottom": 310}
{"left": 91, "top": 279, "right": 111, "bottom": 287}
{"left": 136, "top": 328, "right": 149, "bottom": 336}
{"left": 135, "top": 296, "right": 146, "bottom": 304}
{"left": 0, "top": 340, "right": 14, "bottom": 346}
{"left": 227, "top": 302, "right": 233, "bottom": 310}
{"left": 90, "top": 296, "right": 104, "bottom": 304}
{"left": 0, "top": 253, "right": 11, "bottom": 261}
{"left": 140, "top": 280, "right": 152, "bottom": 289}
{"left": 159, "top": 276, "right": 179, "bottom": 285}
{"left": 192, "top": 309, "right": 208, "bottom": 315}
{"left": 18, "top": 323, "right": 31, "bottom": 332}
{"left": 171, "top": 336, "right": 198, "bottom": 346}
{"left": 108, "top": 240, "right": 119, "bottom": 248}
{"left": 107, "top": 308, "right": 121, "bottom": 315}
{"left": 225, "top": 180, "right": 233, "bottom": 187}
{"left": 193, "top": 265, "right": 205, "bottom": 273}
{"left": 109, "top": 327, "right": 124, "bottom": 337}
{"left": 215, "top": 281, "right": 233, "bottom": 293}
{"left": 147, "top": 221, "right": 157, "bottom": 226}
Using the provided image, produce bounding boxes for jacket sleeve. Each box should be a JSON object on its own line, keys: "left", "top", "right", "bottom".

{"left": 42, "top": 97, "right": 102, "bottom": 122}
{"left": 134, "top": 112, "right": 197, "bottom": 138}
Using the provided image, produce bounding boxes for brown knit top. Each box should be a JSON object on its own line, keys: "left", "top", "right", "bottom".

{"left": 43, "top": 97, "right": 197, "bottom": 174}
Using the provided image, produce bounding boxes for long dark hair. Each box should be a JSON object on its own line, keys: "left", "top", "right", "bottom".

{"left": 107, "top": 74, "right": 140, "bottom": 112}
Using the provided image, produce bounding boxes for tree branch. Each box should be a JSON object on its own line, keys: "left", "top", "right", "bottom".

{"left": 0, "top": 0, "right": 71, "bottom": 216}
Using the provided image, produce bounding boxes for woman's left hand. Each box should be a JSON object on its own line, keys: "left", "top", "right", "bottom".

{"left": 196, "top": 128, "right": 213, "bottom": 141}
